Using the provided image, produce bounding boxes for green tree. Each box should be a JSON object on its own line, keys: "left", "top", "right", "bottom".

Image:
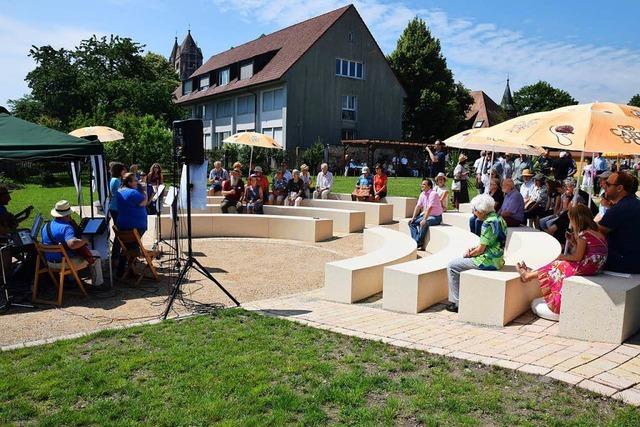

{"left": 629, "top": 94, "right": 640, "bottom": 108}
{"left": 512, "top": 81, "right": 578, "bottom": 114}
{"left": 387, "top": 17, "right": 473, "bottom": 141}
{"left": 301, "top": 140, "right": 325, "bottom": 172}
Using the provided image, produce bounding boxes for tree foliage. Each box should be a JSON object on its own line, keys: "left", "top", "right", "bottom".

{"left": 512, "top": 81, "right": 578, "bottom": 114}
{"left": 629, "top": 94, "right": 640, "bottom": 108}
{"left": 387, "top": 17, "right": 473, "bottom": 141}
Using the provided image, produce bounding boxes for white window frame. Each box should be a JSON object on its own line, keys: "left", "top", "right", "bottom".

{"left": 218, "top": 68, "right": 230, "bottom": 86}
{"left": 199, "top": 74, "right": 210, "bottom": 90}
{"left": 335, "top": 58, "right": 363, "bottom": 79}
{"left": 341, "top": 95, "right": 357, "bottom": 121}
{"left": 262, "top": 88, "right": 284, "bottom": 112}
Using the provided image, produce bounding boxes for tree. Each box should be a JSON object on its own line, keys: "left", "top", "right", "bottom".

{"left": 387, "top": 17, "right": 473, "bottom": 141}
{"left": 629, "top": 94, "right": 640, "bottom": 108}
{"left": 512, "top": 81, "right": 578, "bottom": 114}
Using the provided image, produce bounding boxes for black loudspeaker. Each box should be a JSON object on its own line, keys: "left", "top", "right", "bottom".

{"left": 173, "top": 119, "right": 204, "bottom": 164}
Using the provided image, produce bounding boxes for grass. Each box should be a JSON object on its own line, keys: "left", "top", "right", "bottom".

{"left": 1, "top": 310, "right": 639, "bottom": 426}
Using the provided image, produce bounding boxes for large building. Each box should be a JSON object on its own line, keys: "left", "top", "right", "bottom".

{"left": 466, "top": 91, "right": 505, "bottom": 128}
{"left": 172, "top": 5, "right": 406, "bottom": 152}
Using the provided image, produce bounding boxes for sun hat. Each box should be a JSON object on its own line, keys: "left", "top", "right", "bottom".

{"left": 51, "top": 200, "right": 73, "bottom": 218}
{"left": 300, "top": 164, "right": 309, "bottom": 171}
{"left": 521, "top": 169, "right": 534, "bottom": 177}
{"left": 253, "top": 166, "right": 263, "bottom": 173}
{"left": 436, "top": 172, "right": 446, "bottom": 179}
{"left": 435, "top": 140, "right": 444, "bottom": 145}
{"left": 533, "top": 173, "right": 545, "bottom": 181}
{"left": 458, "top": 154, "right": 468, "bottom": 162}
{"left": 362, "top": 166, "right": 370, "bottom": 173}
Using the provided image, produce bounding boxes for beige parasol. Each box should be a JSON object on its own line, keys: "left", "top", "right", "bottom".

{"left": 223, "top": 132, "right": 284, "bottom": 169}
{"left": 70, "top": 126, "right": 124, "bottom": 142}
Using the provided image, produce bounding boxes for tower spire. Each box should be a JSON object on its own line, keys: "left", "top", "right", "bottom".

{"left": 500, "top": 76, "right": 516, "bottom": 118}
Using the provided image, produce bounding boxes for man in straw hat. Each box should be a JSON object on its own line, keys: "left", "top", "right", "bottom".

{"left": 41, "top": 200, "right": 103, "bottom": 287}
{"left": 519, "top": 169, "right": 535, "bottom": 200}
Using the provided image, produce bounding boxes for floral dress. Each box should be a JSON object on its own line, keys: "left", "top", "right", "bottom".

{"left": 538, "top": 230, "right": 607, "bottom": 314}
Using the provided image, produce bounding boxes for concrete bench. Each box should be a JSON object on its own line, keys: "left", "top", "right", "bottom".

{"left": 383, "top": 225, "right": 479, "bottom": 314}
{"left": 459, "top": 203, "right": 473, "bottom": 213}
{"left": 330, "top": 193, "right": 417, "bottom": 219}
{"left": 442, "top": 212, "right": 472, "bottom": 230}
{"left": 458, "top": 228, "right": 561, "bottom": 326}
{"left": 301, "top": 199, "right": 393, "bottom": 225}
{"left": 560, "top": 274, "right": 640, "bottom": 344}
{"left": 147, "top": 214, "right": 332, "bottom": 243}
{"left": 325, "top": 227, "right": 417, "bottom": 303}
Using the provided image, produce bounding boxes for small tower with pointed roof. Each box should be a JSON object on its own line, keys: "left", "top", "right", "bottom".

{"left": 169, "top": 30, "right": 203, "bottom": 81}
{"left": 500, "top": 77, "right": 517, "bottom": 118}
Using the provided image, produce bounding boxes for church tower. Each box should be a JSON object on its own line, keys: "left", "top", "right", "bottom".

{"left": 169, "top": 30, "right": 203, "bottom": 81}
{"left": 500, "top": 77, "right": 517, "bottom": 118}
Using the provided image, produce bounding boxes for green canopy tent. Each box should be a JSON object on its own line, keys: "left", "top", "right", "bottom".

{"left": 0, "top": 113, "right": 102, "bottom": 160}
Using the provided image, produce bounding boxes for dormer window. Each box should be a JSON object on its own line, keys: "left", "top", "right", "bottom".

{"left": 199, "top": 74, "right": 210, "bottom": 90}
{"left": 240, "top": 61, "right": 253, "bottom": 80}
{"left": 218, "top": 68, "right": 230, "bottom": 86}
{"left": 182, "top": 79, "right": 193, "bottom": 95}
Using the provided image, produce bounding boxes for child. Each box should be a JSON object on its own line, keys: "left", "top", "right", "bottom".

{"left": 516, "top": 204, "right": 607, "bottom": 321}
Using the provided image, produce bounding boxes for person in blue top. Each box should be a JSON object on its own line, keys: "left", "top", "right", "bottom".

{"left": 108, "top": 162, "right": 127, "bottom": 263}
{"left": 351, "top": 166, "right": 373, "bottom": 201}
{"left": 115, "top": 173, "right": 149, "bottom": 276}
{"left": 41, "top": 200, "right": 103, "bottom": 287}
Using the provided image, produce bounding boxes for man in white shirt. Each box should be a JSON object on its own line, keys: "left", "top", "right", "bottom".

{"left": 313, "top": 163, "right": 333, "bottom": 199}
{"left": 281, "top": 162, "right": 293, "bottom": 182}
{"left": 519, "top": 169, "right": 535, "bottom": 199}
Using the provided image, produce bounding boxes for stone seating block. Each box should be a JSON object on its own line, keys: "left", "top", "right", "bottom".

{"left": 263, "top": 205, "right": 365, "bottom": 233}
{"left": 459, "top": 203, "right": 473, "bottom": 213}
{"left": 330, "top": 193, "right": 417, "bottom": 219}
{"left": 301, "top": 199, "right": 393, "bottom": 225}
{"left": 442, "top": 212, "right": 472, "bottom": 230}
{"left": 458, "top": 228, "right": 561, "bottom": 326}
{"left": 324, "top": 227, "right": 417, "bottom": 303}
{"left": 383, "top": 226, "right": 479, "bottom": 313}
{"left": 560, "top": 274, "right": 640, "bottom": 344}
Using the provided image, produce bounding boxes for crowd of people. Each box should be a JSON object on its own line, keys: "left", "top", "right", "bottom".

{"left": 406, "top": 150, "right": 640, "bottom": 322}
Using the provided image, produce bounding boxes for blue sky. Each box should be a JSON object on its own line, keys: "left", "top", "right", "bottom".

{"left": 1, "top": 0, "right": 639, "bottom": 108}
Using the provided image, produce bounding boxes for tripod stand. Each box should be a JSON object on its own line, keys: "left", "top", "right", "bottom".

{"left": 162, "top": 160, "right": 240, "bottom": 320}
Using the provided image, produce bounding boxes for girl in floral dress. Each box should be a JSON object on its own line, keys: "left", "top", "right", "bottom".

{"left": 516, "top": 204, "right": 607, "bottom": 321}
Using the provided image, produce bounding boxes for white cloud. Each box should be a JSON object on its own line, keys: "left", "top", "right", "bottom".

{"left": 212, "top": 0, "right": 640, "bottom": 104}
{"left": 0, "top": 14, "right": 100, "bottom": 107}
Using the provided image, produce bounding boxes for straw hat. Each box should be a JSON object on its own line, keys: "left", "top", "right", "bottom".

{"left": 436, "top": 172, "right": 446, "bottom": 179}
{"left": 521, "top": 169, "right": 534, "bottom": 177}
{"left": 458, "top": 154, "right": 468, "bottom": 163}
{"left": 51, "top": 200, "right": 72, "bottom": 218}
{"left": 362, "top": 166, "right": 370, "bottom": 173}
{"left": 253, "top": 166, "right": 263, "bottom": 173}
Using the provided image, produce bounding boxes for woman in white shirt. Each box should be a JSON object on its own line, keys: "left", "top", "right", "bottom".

{"left": 435, "top": 172, "right": 448, "bottom": 211}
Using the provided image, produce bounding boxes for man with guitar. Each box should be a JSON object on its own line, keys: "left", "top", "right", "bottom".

{"left": 0, "top": 186, "right": 33, "bottom": 234}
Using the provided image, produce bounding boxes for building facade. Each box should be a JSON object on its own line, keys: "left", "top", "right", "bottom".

{"left": 172, "top": 5, "right": 405, "bottom": 152}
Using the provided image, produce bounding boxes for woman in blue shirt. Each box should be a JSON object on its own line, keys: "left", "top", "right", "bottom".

{"left": 115, "top": 173, "right": 149, "bottom": 276}
{"left": 109, "top": 162, "right": 127, "bottom": 221}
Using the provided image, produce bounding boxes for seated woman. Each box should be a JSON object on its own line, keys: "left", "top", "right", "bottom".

{"left": 446, "top": 194, "right": 507, "bottom": 312}
{"left": 517, "top": 204, "right": 607, "bottom": 321}
{"left": 300, "top": 164, "right": 313, "bottom": 199}
{"left": 469, "top": 178, "right": 503, "bottom": 236}
{"left": 241, "top": 175, "right": 264, "bottom": 214}
{"left": 351, "top": 166, "right": 373, "bottom": 201}
{"left": 284, "top": 170, "right": 305, "bottom": 206}
{"left": 372, "top": 164, "right": 388, "bottom": 202}
{"left": 115, "top": 173, "right": 149, "bottom": 277}
{"left": 434, "top": 173, "right": 448, "bottom": 211}
{"left": 538, "top": 180, "right": 563, "bottom": 232}
{"left": 268, "top": 170, "right": 287, "bottom": 205}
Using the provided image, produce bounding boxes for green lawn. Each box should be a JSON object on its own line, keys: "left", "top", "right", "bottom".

{"left": 8, "top": 184, "right": 90, "bottom": 230}
{"left": 1, "top": 310, "right": 638, "bottom": 425}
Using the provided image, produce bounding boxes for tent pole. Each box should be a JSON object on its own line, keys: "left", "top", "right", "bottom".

{"left": 89, "top": 158, "right": 94, "bottom": 218}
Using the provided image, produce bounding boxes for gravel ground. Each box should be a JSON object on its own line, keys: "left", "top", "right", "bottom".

{"left": 0, "top": 232, "right": 368, "bottom": 347}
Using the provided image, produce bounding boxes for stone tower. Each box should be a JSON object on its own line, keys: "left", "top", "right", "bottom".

{"left": 500, "top": 77, "right": 517, "bottom": 118}
{"left": 169, "top": 30, "right": 203, "bottom": 81}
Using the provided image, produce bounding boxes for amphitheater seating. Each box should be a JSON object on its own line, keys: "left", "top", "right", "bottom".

{"left": 324, "top": 227, "right": 417, "bottom": 303}
{"left": 383, "top": 225, "right": 479, "bottom": 314}
{"left": 560, "top": 274, "right": 640, "bottom": 344}
{"left": 329, "top": 193, "right": 416, "bottom": 219}
{"left": 147, "top": 214, "right": 332, "bottom": 243}
{"left": 301, "top": 199, "right": 393, "bottom": 225}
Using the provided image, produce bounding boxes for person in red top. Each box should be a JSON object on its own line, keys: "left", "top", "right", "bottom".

{"left": 372, "top": 164, "right": 388, "bottom": 201}
{"left": 253, "top": 166, "right": 270, "bottom": 203}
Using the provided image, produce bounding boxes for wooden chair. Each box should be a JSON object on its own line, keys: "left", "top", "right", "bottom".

{"left": 32, "top": 242, "right": 89, "bottom": 306}
{"left": 113, "top": 226, "right": 160, "bottom": 286}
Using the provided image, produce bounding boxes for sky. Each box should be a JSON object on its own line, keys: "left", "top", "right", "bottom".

{"left": 1, "top": 0, "right": 639, "bottom": 108}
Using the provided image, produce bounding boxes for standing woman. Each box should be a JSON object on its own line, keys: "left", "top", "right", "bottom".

{"left": 109, "top": 162, "right": 127, "bottom": 222}
{"left": 147, "top": 163, "right": 164, "bottom": 188}
{"left": 435, "top": 172, "right": 449, "bottom": 211}
{"left": 452, "top": 154, "right": 470, "bottom": 210}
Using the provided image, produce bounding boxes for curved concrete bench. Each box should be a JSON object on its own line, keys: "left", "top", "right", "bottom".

{"left": 442, "top": 212, "right": 472, "bottom": 230}
{"left": 560, "top": 273, "right": 640, "bottom": 344}
{"left": 301, "top": 199, "right": 393, "bottom": 225}
{"left": 458, "top": 228, "right": 561, "bottom": 326}
{"left": 148, "top": 214, "right": 332, "bottom": 243}
{"left": 330, "top": 193, "right": 417, "bottom": 219}
{"left": 383, "top": 225, "right": 479, "bottom": 314}
{"left": 325, "top": 227, "right": 417, "bottom": 303}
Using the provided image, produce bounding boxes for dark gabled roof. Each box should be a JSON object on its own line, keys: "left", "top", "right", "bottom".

{"left": 467, "top": 91, "right": 504, "bottom": 128}
{"left": 174, "top": 5, "right": 352, "bottom": 104}
{"left": 169, "top": 36, "right": 179, "bottom": 63}
{"left": 500, "top": 78, "right": 516, "bottom": 112}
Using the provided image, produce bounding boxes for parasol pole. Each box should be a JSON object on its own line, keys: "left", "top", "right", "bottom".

{"left": 249, "top": 146, "right": 254, "bottom": 173}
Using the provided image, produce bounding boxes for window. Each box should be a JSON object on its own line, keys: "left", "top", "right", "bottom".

{"left": 335, "top": 58, "right": 363, "bottom": 79}
{"left": 237, "top": 94, "right": 255, "bottom": 115}
{"left": 240, "top": 61, "right": 253, "bottom": 80}
{"left": 341, "top": 129, "right": 357, "bottom": 140}
{"left": 262, "top": 127, "right": 283, "bottom": 144}
{"left": 215, "top": 131, "right": 231, "bottom": 147}
{"left": 341, "top": 95, "right": 357, "bottom": 121}
{"left": 194, "top": 104, "right": 206, "bottom": 119}
{"left": 218, "top": 68, "right": 230, "bottom": 86}
{"left": 262, "top": 88, "right": 284, "bottom": 111}
{"left": 474, "top": 120, "right": 485, "bottom": 128}
{"left": 199, "top": 74, "right": 210, "bottom": 90}
{"left": 182, "top": 79, "right": 192, "bottom": 95}
{"left": 216, "top": 100, "right": 233, "bottom": 118}
{"left": 204, "top": 133, "right": 212, "bottom": 150}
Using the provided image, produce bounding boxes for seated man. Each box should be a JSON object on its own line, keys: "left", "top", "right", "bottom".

{"left": 313, "top": 163, "right": 333, "bottom": 199}
{"left": 498, "top": 178, "right": 525, "bottom": 227}
{"left": 208, "top": 161, "right": 229, "bottom": 194}
{"left": 41, "top": 200, "right": 103, "bottom": 287}
{"left": 351, "top": 166, "right": 373, "bottom": 201}
{"left": 598, "top": 171, "right": 640, "bottom": 274}
{"left": 408, "top": 179, "right": 443, "bottom": 250}
{"left": 0, "top": 185, "right": 33, "bottom": 234}
{"left": 269, "top": 170, "right": 287, "bottom": 205}
{"left": 220, "top": 169, "right": 244, "bottom": 213}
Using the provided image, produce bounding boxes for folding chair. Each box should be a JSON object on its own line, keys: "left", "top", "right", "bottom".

{"left": 32, "top": 243, "right": 89, "bottom": 306}
{"left": 113, "top": 226, "right": 160, "bottom": 286}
